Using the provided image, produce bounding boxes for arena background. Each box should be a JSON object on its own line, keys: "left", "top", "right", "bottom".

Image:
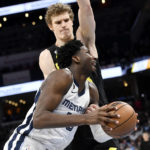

{"left": 0, "top": 0, "right": 150, "bottom": 149}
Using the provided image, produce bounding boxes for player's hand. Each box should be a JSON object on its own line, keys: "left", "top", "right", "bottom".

{"left": 97, "top": 105, "right": 120, "bottom": 127}
{"left": 86, "top": 104, "right": 120, "bottom": 130}
{"left": 134, "top": 113, "right": 139, "bottom": 131}
{"left": 85, "top": 104, "right": 99, "bottom": 113}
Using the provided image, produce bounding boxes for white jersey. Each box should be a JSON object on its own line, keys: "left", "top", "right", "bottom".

{"left": 4, "top": 69, "right": 90, "bottom": 150}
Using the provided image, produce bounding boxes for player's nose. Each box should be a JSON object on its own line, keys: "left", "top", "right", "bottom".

{"left": 61, "top": 21, "right": 67, "bottom": 27}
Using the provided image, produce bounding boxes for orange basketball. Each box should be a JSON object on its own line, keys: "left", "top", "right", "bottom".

{"left": 102, "top": 101, "right": 137, "bottom": 138}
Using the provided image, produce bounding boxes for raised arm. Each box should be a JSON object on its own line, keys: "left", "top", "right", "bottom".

{"left": 39, "top": 49, "right": 56, "bottom": 79}
{"left": 76, "top": 0, "right": 98, "bottom": 58}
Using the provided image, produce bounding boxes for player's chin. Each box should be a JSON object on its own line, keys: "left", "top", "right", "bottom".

{"left": 91, "top": 65, "right": 96, "bottom": 72}
{"left": 88, "top": 64, "right": 96, "bottom": 74}
{"left": 62, "top": 33, "right": 71, "bottom": 39}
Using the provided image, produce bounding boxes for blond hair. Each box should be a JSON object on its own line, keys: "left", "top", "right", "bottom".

{"left": 45, "top": 3, "right": 74, "bottom": 25}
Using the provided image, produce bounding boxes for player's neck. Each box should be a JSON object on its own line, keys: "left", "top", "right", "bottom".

{"left": 55, "top": 36, "right": 74, "bottom": 47}
{"left": 69, "top": 66, "right": 88, "bottom": 87}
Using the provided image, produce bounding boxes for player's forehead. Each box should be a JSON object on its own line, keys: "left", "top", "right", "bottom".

{"left": 51, "top": 12, "right": 70, "bottom": 22}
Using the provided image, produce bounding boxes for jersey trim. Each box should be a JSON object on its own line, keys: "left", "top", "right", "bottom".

{"left": 7, "top": 90, "right": 41, "bottom": 150}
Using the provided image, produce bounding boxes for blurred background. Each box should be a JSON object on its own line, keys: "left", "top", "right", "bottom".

{"left": 0, "top": 0, "right": 150, "bottom": 149}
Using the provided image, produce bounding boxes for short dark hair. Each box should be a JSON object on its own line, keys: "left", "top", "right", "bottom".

{"left": 57, "top": 40, "right": 83, "bottom": 68}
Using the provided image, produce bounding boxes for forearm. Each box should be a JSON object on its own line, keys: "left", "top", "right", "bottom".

{"left": 77, "top": 0, "right": 95, "bottom": 35}
{"left": 33, "top": 111, "right": 92, "bottom": 129}
{"left": 77, "top": 0, "right": 91, "bottom": 9}
{"left": 90, "top": 124, "right": 112, "bottom": 143}
{"left": 33, "top": 101, "right": 119, "bottom": 129}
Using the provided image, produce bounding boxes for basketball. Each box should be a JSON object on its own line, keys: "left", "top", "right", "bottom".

{"left": 102, "top": 101, "right": 137, "bottom": 138}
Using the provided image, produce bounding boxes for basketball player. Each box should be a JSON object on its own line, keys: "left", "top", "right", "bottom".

{"left": 3, "top": 40, "right": 120, "bottom": 150}
{"left": 39, "top": 1, "right": 119, "bottom": 150}
{"left": 39, "top": 1, "right": 98, "bottom": 78}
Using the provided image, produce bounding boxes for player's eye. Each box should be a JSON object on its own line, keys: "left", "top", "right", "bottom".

{"left": 64, "top": 19, "right": 69, "bottom": 22}
{"left": 55, "top": 21, "right": 61, "bottom": 24}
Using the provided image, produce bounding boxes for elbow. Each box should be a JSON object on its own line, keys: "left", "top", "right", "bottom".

{"left": 33, "top": 116, "right": 42, "bottom": 129}
{"left": 33, "top": 112, "right": 49, "bottom": 129}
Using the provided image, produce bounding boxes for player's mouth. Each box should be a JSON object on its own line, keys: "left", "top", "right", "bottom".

{"left": 61, "top": 29, "right": 69, "bottom": 33}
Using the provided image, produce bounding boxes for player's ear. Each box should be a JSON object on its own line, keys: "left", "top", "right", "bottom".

{"left": 48, "top": 24, "right": 53, "bottom": 31}
{"left": 72, "top": 56, "right": 80, "bottom": 64}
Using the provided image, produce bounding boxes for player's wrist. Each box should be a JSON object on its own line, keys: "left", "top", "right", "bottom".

{"left": 84, "top": 113, "right": 97, "bottom": 125}
{"left": 83, "top": 114, "right": 90, "bottom": 125}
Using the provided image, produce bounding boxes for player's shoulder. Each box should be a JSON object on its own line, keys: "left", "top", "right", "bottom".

{"left": 39, "top": 48, "right": 52, "bottom": 59}
{"left": 40, "top": 48, "right": 50, "bottom": 55}
{"left": 40, "top": 44, "right": 57, "bottom": 57}
{"left": 41, "top": 69, "right": 73, "bottom": 93}
{"left": 48, "top": 68, "right": 73, "bottom": 83}
{"left": 55, "top": 68, "right": 72, "bottom": 77}
{"left": 44, "top": 68, "right": 73, "bottom": 92}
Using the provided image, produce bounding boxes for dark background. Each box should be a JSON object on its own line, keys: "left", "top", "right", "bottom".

{"left": 0, "top": 0, "right": 150, "bottom": 149}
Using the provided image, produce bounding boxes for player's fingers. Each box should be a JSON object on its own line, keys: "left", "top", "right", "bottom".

{"left": 99, "top": 111, "right": 120, "bottom": 119}
{"left": 89, "top": 104, "right": 99, "bottom": 109}
{"left": 86, "top": 107, "right": 95, "bottom": 112}
{"left": 105, "top": 118, "right": 119, "bottom": 125}
{"left": 101, "top": 125, "right": 112, "bottom": 131}
{"left": 86, "top": 104, "right": 99, "bottom": 113}
{"left": 99, "top": 105, "right": 108, "bottom": 111}
{"left": 99, "top": 116, "right": 119, "bottom": 125}
{"left": 135, "top": 113, "right": 139, "bottom": 123}
{"left": 106, "top": 112, "right": 120, "bottom": 118}
{"left": 99, "top": 105, "right": 118, "bottom": 112}
{"left": 85, "top": 110, "right": 91, "bottom": 114}
{"left": 134, "top": 127, "right": 137, "bottom": 131}
{"left": 105, "top": 106, "right": 118, "bottom": 112}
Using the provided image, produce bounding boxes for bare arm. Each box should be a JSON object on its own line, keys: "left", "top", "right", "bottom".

{"left": 89, "top": 81, "right": 99, "bottom": 105}
{"left": 88, "top": 82, "right": 119, "bottom": 127}
{"left": 33, "top": 69, "right": 88, "bottom": 129}
{"left": 39, "top": 49, "right": 56, "bottom": 79}
{"left": 76, "top": 0, "right": 98, "bottom": 58}
{"left": 33, "top": 70, "right": 118, "bottom": 129}
{"left": 88, "top": 82, "right": 116, "bottom": 142}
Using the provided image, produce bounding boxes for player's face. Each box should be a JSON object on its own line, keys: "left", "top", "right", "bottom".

{"left": 79, "top": 46, "right": 96, "bottom": 73}
{"left": 49, "top": 12, "right": 74, "bottom": 42}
